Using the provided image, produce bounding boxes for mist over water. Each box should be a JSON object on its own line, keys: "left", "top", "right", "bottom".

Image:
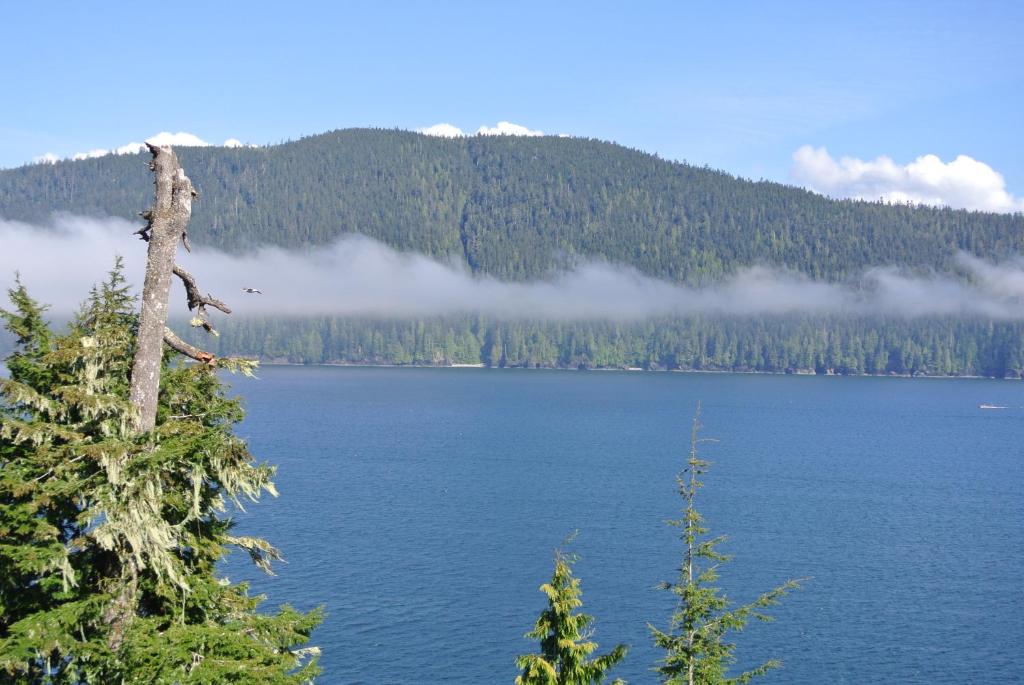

{"left": 4, "top": 214, "right": 1024, "bottom": 321}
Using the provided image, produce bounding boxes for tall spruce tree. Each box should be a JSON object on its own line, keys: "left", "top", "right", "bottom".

{"left": 516, "top": 547, "right": 627, "bottom": 685}
{"left": 0, "top": 263, "right": 321, "bottom": 683}
{"left": 650, "top": 408, "right": 800, "bottom": 685}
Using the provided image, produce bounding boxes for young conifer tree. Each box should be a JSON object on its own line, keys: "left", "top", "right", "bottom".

{"left": 0, "top": 263, "right": 321, "bottom": 683}
{"left": 516, "top": 546, "right": 627, "bottom": 685}
{"left": 650, "top": 407, "right": 800, "bottom": 685}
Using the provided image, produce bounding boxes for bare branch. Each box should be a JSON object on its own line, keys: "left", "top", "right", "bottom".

{"left": 134, "top": 210, "right": 154, "bottom": 242}
{"left": 172, "top": 265, "right": 231, "bottom": 314}
{"left": 162, "top": 329, "right": 258, "bottom": 376}
{"left": 163, "top": 327, "right": 215, "bottom": 365}
{"left": 171, "top": 264, "right": 231, "bottom": 336}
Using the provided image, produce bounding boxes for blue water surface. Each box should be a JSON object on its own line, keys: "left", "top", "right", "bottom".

{"left": 222, "top": 367, "right": 1024, "bottom": 684}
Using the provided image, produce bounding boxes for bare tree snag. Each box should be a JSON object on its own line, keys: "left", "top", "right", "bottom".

{"left": 128, "top": 144, "right": 196, "bottom": 432}
{"left": 129, "top": 145, "right": 236, "bottom": 432}
{"left": 110, "top": 146, "right": 233, "bottom": 650}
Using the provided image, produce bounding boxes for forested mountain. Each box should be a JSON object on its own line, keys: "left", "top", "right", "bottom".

{"left": 3, "top": 129, "right": 1023, "bottom": 377}
{"left": 2, "top": 129, "right": 1022, "bottom": 283}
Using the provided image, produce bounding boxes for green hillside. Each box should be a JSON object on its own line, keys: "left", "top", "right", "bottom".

{"left": 4, "top": 129, "right": 1023, "bottom": 377}
{"left": 2, "top": 128, "right": 1022, "bottom": 283}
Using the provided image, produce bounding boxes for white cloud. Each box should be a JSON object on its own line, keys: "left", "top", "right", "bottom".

{"left": 33, "top": 132, "right": 250, "bottom": 165}
{"left": 475, "top": 121, "right": 544, "bottom": 137}
{"left": 418, "top": 123, "right": 465, "bottom": 138}
{"left": 112, "top": 142, "right": 146, "bottom": 155}
{"left": 71, "top": 132, "right": 212, "bottom": 161}
{"left": 222, "top": 138, "right": 258, "bottom": 148}
{"left": 144, "top": 131, "right": 211, "bottom": 148}
{"left": 792, "top": 145, "right": 1024, "bottom": 214}
{"left": 417, "top": 121, "right": 548, "bottom": 138}
{"left": 71, "top": 148, "right": 112, "bottom": 161}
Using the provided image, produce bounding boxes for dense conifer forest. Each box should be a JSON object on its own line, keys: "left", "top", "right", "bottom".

{"left": 3, "top": 129, "right": 1023, "bottom": 377}
{"left": 171, "top": 315, "right": 1024, "bottom": 378}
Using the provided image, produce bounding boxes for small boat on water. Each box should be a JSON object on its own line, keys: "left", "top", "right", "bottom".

{"left": 979, "top": 404, "right": 1007, "bottom": 410}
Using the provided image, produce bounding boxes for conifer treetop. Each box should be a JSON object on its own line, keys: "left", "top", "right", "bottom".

{"left": 650, "top": 406, "right": 802, "bottom": 685}
{"left": 516, "top": 545, "right": 627, "bottom": 685}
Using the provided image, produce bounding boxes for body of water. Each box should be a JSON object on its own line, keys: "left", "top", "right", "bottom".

{"left": 222, "top": 367, "right": 1024, "bottom": 683}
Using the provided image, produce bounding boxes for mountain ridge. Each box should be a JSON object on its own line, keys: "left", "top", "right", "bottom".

{"left": 2, "top": 128, "right": 1022, "bottom": 286}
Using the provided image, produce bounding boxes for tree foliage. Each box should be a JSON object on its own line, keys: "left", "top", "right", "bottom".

{"left": 516, "top": 548, "right": 627, "bottom": 685}
{"left": 0, "top": 263, "right": 321, "bottom": 683}
{"left": 650, "top": 409, "right": 799, "bottom": 684}
{"left": 174, "top": 313, "right": 1024, "bottom": 379}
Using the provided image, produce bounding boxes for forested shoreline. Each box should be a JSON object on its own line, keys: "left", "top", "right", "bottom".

{"left": 176, "top": 315, "right": 1024, "bottom": 378}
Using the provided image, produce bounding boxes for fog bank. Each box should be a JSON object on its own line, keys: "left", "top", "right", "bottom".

{"left": 3, "top": 215, "right": 1024, "bottom": 321}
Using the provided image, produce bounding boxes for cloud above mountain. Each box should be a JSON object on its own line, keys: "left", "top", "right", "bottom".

{"left": 44, "top": 122, "right": 553, "bottom": 156}
{"left": 791, "top": 145, "right": 1024, "bottom": 214}
{"left": 417, "top": 121, "right": 546, "bottom": 138}
{"left": 33, "top": 132, "right": 255, "bottom": 164}
{"left": 5, "top": 215, "right": 1024, "bottom": 323}
{"left": 475, "top": 121, "right": 544, "bottom": 137}
{"left": 417, "top": 123, "right": 466, "bottom": 138}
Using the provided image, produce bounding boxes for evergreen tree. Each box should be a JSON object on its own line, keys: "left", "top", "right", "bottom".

{"left": 0, "top": 263, "right": 321, "bottom": 683}
{"left": 650, "top": 408, "right": 799, "bottom": 684}
{"left": 516, "top": 547, "right": 627, "bottom": 685}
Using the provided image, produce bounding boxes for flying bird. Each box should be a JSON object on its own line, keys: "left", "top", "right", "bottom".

{"left": 242, "top": 287, "right": 263, "bottom": 294}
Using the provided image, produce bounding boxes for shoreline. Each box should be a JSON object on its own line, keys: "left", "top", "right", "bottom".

{"left": 251, "top": 360, "right": 1018, "bottom": 381}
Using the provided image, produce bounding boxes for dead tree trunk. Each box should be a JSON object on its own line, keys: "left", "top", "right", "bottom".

{"left": 128, "top": 144, "right": 195, "bottom": 432}
{"left": 129, "top": 144, "right": 232, "bottom": 432}
{"left": 110, "top": 145, "right": 231, "bottom": 649}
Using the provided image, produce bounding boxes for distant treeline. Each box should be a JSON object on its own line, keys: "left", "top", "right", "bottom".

{"left": 176, "top": 315, "right": 1024, "bottom": 378}
{"left": 2, "top": 129, "right": 1022, "bottom": 285}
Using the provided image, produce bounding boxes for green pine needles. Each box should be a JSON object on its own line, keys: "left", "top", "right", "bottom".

{"left": 650, "top": 407, "right": 801, "bottom": 685}
{"left": 516, "top": 547, "right": 628, "bottom": 685}
{"left": 0, "top": 262, "right": 321, "bottom": 684}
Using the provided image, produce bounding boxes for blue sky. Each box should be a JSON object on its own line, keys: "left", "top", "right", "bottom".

{"left": 2, "top": 1, "right": 1022, "bottom": 209}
